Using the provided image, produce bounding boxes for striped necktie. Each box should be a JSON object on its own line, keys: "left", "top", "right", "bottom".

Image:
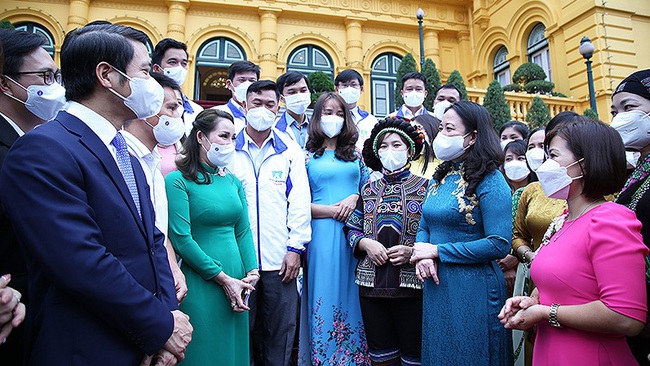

{"left": 111, "top": 132, "right": 141, "bottom": 218}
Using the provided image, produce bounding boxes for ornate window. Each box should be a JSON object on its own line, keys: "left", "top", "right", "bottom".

{"left": 14, "top": 22, "right": 56, "bottom": 58}
{"left": 195, "top": 37, "right": 246, "bottom": 102}
{"left": 287, "top": 45, "right": 334, "bottom": 78}
{"left": 493, "top": 46, "right": 510, "bottom": 87}
{"left": 527, "top": 23, "right": 551, "bottom": 82}
{"left": 371, "top": 53, "right": 402, "bottom": 118}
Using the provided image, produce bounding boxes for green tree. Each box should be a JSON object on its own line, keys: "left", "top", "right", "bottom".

{"left": 421, "top": 58, "right": 442, "bottom": 111}
{"left": 446, "top": 70, "right": 469, "bottom": 101}
{"left": 583, "top": 108, "right": 598, "bottom": 121}
{"left": 0, "top": 20, "right": 14, "bottom": 29}
{"left": 307, "top": 71, "right": 335, "bottom": 104}
{"left": 393, "top": 53, "right": 418, "bottom": 109}
{"left": 526, "top": 96, "right": 551, "bottom": 129}
{"left": 483, "top": 80, "right": 511, "bottom": 132}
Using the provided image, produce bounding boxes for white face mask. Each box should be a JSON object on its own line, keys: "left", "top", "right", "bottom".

{"left": 610, "top": 110, "right": 650, "bottom": 151}
{"left": 148, "top": 115, "right": 185, "bottom": 146}
{"left": 284, "top": 93, "right": 311, "bottom": 115}
{"left": 320, "top": 115, "right": 345, "bottom": 138}
{"left": 432, "top": 132, "right": 471, "bottom": 161}
{"left": 432, "top": 100, "right": 451, "bottom": 120}
{"left": 338, "top": 87, "right": 361, "bottom": 105}
{"left": 233, "top": 81, "right": 253, "bottom": 103}
{"left": 163, "top": 66, "right": 188, "bottom": 86}
{"left": 246, "top": 107, "right": 276, "bottom": 132}
{"left": 504, "top": 160, "right": 530, "bottom": 182}
{"left": 108, "top": 67, "right": 164, "bottom": 120}
{"left": 204, "top": 139, "right": 235, "bottom": 168}
{"left": 379, "top": 149, "right": 409, "bottom": 172}
{"left": 525, "top": 148, "right": 545, "bottom": 171}
{"left": 536, "top": 158, "right": 583, "bottom": 200}
{"left": 500, "top": 139, "right": 514, "bottom": 150}
{"left": 626, "top": 151, "right": 641, "bottom": 169}
{"left": 403, "top": 91, "right": 425, "bottom": 108}
{"left": 4, "top": 76, "right": 66, "bottom": 121}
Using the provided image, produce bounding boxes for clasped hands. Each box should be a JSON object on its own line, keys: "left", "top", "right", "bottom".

{"left": 410, "top": 242, "right": 440, "bottom": 284}
{"left": 332, "top": 194, "right": 359, "bottom": 222}
{"left": 141, "top": 310, "right": 193, "bottom": 366}
{"left": 498, "top": 295, "right": 544, "bottom": 331}
{"left": 0, "top": 274, "right": 25, "bottom": 344}
{"left": 358, "top": 239, "right": 413, "bottom": 267}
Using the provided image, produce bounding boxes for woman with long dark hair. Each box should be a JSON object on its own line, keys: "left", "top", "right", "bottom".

{"left": 165, "top": 109, "right": 258, "bottom": 366}
{"left": 411, "top": 113, "right": 440, "bottom": 179}
{"left": 298, "top": 93, "right": 370, "bottom": 365}
{"left": 410, "top": 101, "right": 513, "bottom": 365}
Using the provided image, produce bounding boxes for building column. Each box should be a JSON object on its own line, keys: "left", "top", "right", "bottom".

{"left": 423, "top": 28, "right": 440, "bottom": 66}
{"left": 66, "top": 0, "right": 89, "bottom": 32}
{"left": 258, "top": 7, "right": 282, "bottom": 80}
{"left": 344, "top": 16, "right": 366, "bottom": 72}
{"left": 457, "top": 30, "right": 471, "bottom": 72}
{"left": 166, "top": 0, "right": 189, "bottom": 41}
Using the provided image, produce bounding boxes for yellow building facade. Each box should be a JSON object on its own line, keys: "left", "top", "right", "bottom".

{"left": 2, "top": 0, "right": 649, "bottom": 121}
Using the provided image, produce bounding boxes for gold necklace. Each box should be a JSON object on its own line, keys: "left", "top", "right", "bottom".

{"left": 552, "top": 200, "right": 603, "bottom": 242}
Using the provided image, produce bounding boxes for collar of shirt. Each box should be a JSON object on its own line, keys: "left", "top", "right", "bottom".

{"left": 287, "top": 113, "right": 308, "bottom": 129}
{"left": 350, "top": 106, "right": 361, "bottom": 123}
{"left": 65, "top": 101, "right": 119, "bottom": 159}
{"left": 227, "top": 99, "right": 246, "bottom": 120}
{"left": 400, "top": 104, "right": 425, "bottom": 119}
{"left": 121, "top": 130, "right": 161, "bottom": 172}
{"left": 242, "top": 128, "right": 275, "bottom": 152}
{"left": 0, "top": 111, "right": 24, "bottom": 137}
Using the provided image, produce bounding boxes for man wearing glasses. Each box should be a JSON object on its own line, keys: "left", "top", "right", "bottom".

{"left": 0, "top": 28, "right": 65, "bottom": 365}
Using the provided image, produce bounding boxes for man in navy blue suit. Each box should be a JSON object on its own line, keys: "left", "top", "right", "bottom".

{"left": 0, "top": 24, "right": 192, "bottom": 365}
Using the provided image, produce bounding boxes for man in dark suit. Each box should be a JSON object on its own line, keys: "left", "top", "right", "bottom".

{"left": 0, "top": 28, "right": 63, "bottom": 364}
{"left": 0, "top": 25, "right": 192, "bottom": 366}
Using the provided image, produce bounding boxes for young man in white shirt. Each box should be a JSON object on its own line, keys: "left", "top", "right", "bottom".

{"left": 213, "top": 60, "right": 260, "bottom": 134}
{"left": 334, "top": 69, "right": 378, "bottom": 150}
{"left": 122, "top": 72, "right": 188, "bottom": 306}
{"left": 390, "top": 72, "right": 429, "bottom": 119}
{"left": 274, "top": 71, "right": 311, "bottom": 149}
{"left": 230, "top": 80, "right": 311, "bottom": 366}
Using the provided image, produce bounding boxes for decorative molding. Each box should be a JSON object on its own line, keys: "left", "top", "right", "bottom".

{"left": 93, "top": 1, "right": 166, "bottom": 13}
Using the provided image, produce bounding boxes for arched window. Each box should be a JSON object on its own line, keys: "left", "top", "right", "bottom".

{"left": 370, "top": 53, "right": 402, "bottom": 118}
{"left": 493, "top": 46, "right": 510, "bottom": 87}
{"left": 195, "top": 37, "right": 246, "bottom": 102}
{"left": 287, "top": 45, "right": 334, "bottom": 78}
{"left": 527, "top": 23, "right": 551, "bottom": 81}
{"left": 14, "top": 22, "right": 56, "bottom": 58}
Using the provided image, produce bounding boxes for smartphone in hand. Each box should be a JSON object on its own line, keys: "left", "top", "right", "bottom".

{"left": 241, "top": 289, "right": 251, "bottom": 307}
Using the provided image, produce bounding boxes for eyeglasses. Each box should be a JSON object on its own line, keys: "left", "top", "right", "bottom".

{"left": 7, "top": 70, "right": 62, "bottom": 85}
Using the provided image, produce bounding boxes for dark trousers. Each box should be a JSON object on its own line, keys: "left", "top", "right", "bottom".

{"left": 359, "top": 296, "right": 423, "bottom": 365}
{"left": 249, "top": 270, "right": 298, "bottom": 366}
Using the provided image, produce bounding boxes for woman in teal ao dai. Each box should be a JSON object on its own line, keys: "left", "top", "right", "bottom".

{"left": 411, "top": 101, "right": 513, "bottom": 365}
{"left": 166, "top": 110, "right": 258, "bottom": 366}
{"left": 298, "top": 93, "right": 370, "bottom": 365}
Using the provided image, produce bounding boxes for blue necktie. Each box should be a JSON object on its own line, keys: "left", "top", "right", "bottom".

{"left": 111, "top": 132, "right": 141, "bottom": 218}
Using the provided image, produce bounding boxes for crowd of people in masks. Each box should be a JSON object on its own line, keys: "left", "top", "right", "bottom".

{"left": 0, "top": 21, "right": 648, "bottom": 366}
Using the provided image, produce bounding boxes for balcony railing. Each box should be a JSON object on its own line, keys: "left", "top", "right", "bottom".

{"left": 467, "top": 88, "right": 580, "bottom": 122}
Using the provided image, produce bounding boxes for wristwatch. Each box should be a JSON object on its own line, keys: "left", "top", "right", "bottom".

{"left": 549, "top": 303, "right": 562, "bottom": 328}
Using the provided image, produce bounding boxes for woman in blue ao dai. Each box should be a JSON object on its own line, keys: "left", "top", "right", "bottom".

{"left": 410, "top": 101, "right": 513, "bottom": 365}
{"left": 298, "top": 92, "right": 370, "bottom": 365}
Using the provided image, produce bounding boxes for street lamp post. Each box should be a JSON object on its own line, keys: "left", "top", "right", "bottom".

{"left": 579, "top": 36, "right": 598, "bottom": 118}
{"left": 417, "top": 8, "right": 425, "bottom": 70}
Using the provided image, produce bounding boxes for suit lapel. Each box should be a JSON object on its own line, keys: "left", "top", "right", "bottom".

{"left": 58, "top": 112, "right": 146, "bottom": 236}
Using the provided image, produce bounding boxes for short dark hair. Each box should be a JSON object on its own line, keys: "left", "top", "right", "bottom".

{"left": 545, "top": 118, "right": 626, "bottom": 199}
{"left": 437, "top": 84, "right": 462, "bottom": 99}
{"left": 178, "top": 109, "right": 235, "bottom": 185}
{"left": 402, "top": 72, "right": 426, "bottom": 87}
{"left": 0, "top": 29, "right": 47, "bottom": 75}
{"left": 546, "top": 110, "right": 582, "bottom": 132}
{"left": 78, "top": 22, "right": 150, "bottom": 45}
{"left": 499, "top": 120, "right": 530, "bottom": 140}
{"left": 61, "top": 28, "right": 134, "bottom": 101}
{"left": 504, "top": 139, "right": 527, "bottom": 158}
{"left": 334, "top": 69, "right": 364, "bottom": 86}
{"left": 432, "top": 101, "right": 503, "bottom": 198}
{"left": 246, "top": 80, "right": 279, "bottom": 101}
{"left": 227, "top": 60, "right": 260, "bottom": 81}
{"left": 276, "top": 71, "right": 309, "bottom": 95}
{"left": 151, "top": 38, "right": 188, "bottom": 67}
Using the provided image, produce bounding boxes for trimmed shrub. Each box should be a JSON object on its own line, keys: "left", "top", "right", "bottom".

{"left": 422, "top": 58, "right": 442, "bottom": 111}
{"left": 526, "top": 96, "right": 551, "bottom": 129}
{"left": 446, "top": 70, "right": 469, "bottom": 101}
{"left": 483, "top": 80, "right": 511, "bottom": 132}
{"left": 307, "top": 71, "right": 335, "bottom": 104}
{"left": 523, "top": 80, "right": 555, "bottom": 94}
